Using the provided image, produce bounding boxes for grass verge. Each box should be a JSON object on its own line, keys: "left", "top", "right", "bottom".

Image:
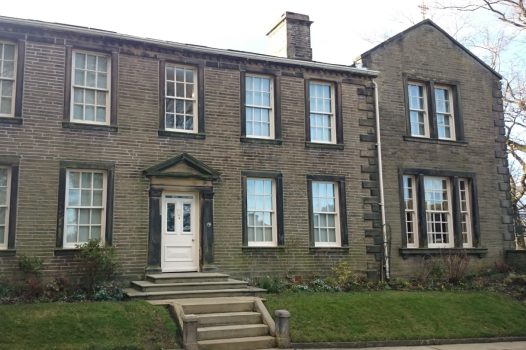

{"left": 265, "top": 291, "right": 526, "bottom": 343}
{"left": 0, "top": 300, "right": 179, "bottom": 349}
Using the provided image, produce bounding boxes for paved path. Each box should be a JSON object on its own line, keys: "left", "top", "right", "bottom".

{"left": 304, "top": 341, "right": 526, "bottom": 350}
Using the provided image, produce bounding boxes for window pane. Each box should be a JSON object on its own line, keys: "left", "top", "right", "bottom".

{"left": 183, "top": 203, "right": 191, "bottom": 232}
{"left": 66, "top": 225, "right": 77, "bottom": 243}
{"left": 3, "top": 44, "right": 15, "bottom": 60}
{"left": 93, "top": 173, "right": 103, "bottom": 189}
{"left": 79, "top": 226, "right": 89, "bottom": 242}
{"left": 91, "top": 226, "right": 101, "bottom": 240}
{"left": 93, "top": 190, "right": 103, "bottom": 206}
{"left": 75, "top": 53, "right": 86, "bottom": 69}
{"left": 1, "top": 80, "right": 13, "bottom": 97}
{"left": 0, "top": 188, "right": 6, "bottom": 205}
{"left": 68, "top": 189, "right": 80, "bottom": 206}
{"left": 167, "top": 203, "right": 175, "bottom": 232}
{"left": 91, "top": 209, "right": 102, "bottom": 225}
{"left": 74, "top": 69, "right": 85, "bottom": 85}
{"left": 79, "top": 209, "right": 90, "bottom": 224}
{"left": 66, "top": 209, "right": 77, "bottom": 225}
{"left": 0, "top": 207, "right": 5, "bottom": 225}
{"left": 0, "top": 98, "right": 11, "bottom": 114}
{"left": 81, "top": 172, "right": 92, "bottom": 188}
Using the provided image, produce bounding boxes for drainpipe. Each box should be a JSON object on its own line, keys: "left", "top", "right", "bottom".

{"left": 373, "top": 80, "right": 390, "bottom": 280}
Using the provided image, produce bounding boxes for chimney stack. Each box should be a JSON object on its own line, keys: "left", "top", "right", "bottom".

{"left": 267, "top": 12, "right": 313, "bottom": 61}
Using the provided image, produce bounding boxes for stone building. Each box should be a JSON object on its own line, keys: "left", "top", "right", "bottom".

{"left": 0, "top": 13, "right": 510, "bottom": 281}
{"left": 356, "top": 20, "right": 512, "bottom": 277}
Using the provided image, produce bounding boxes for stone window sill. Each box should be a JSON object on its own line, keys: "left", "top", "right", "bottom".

{"left": 399, "top": 247, "right": 487, "bottom": 259}
{"left": 158, "top": 130, "right": 206, "bottom": 139}
{"left": 309, "top": 246, "right": 349, "bottom": 253}
{"left": 0, "top": 117, "right": 23, "bottom": 125}
{"left": 403, "top": 136, "right": 468, "bottom": 146}
{"left": 242, "top": 246, "right": 285, "bottom": 252}
{"left": 0, "top": 249, "right": 16, "bottom": 257}
{"left": 305, "top": 142, "right": 344, "bottom": 150}
{"left": 62, "top": 121, "right": 118, "bottom": 133}
{"left": 240, "top": 137, "right": 282, "bottom": 145}
{"left": 54, "top": 248, "right": 80, "bottom": 257}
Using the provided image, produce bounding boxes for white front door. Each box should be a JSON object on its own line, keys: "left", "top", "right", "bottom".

{"left": 161, "top": 193, "right": 199, "bottom": 272}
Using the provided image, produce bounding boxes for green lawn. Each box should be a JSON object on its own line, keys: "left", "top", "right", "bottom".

{"left": 0, "top": 301, "right": 179, "bottom": 350}
{"left": 265, "top": 291, "right": 526, "bottom": 343}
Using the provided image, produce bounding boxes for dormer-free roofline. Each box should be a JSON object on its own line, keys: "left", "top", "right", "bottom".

{"left": 0, "top": 15, "right": 379, "bottom": 77}
{"left": 358, "top": 19, "right": 502, "bottom": 80}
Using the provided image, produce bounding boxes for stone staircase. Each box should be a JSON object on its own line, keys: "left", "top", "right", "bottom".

{"left": 124, "top": 273, "right": 289, "bottom": 350}
{"left": 123, "top": 272, "right": 265, "bottom": 300}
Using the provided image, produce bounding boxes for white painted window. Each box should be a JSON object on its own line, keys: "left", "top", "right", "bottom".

{"left": 71, "top": 51, "right": 111, "bottom": 124}
{"left": 309, "top": 82, "right": 336, "bottom": 143}
{"left": 246, "top": 178, "right": 277, "bottom": 246}
{"left": 424, "top": 177, "right": 454, "bottom": 248}
{"left": 64, "top": 170, "right": 107, "bottom": 247}
{"left": 435, "top": 86, "right": 456, "bottom": 140}
{"left": 0, "top": 167, "right": 11, "bottom": 249}
{"left": 312, "top": 181, "right": 340, "bottom": 247}
{"left": 245, "top": 75, "right": 274, "bottom": 139}
{"left": 0, "top": 42, "right": 17, "bottom": 118}
{"left": 459, "top": 178, "right": 473, "bottom": 248}
{"left": 408, "top": 83, "right": 429, "bottom": 137}
{"left": 165, "top": 65, "right": 197, "bottom": 133}
{"left": 403, "top": 175, "right": 419, "bottom": 248}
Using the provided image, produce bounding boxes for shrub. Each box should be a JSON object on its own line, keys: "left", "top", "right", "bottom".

{"left": 77, "top": 239, "right": 118, "bottom": 292}
{"left": 442, "top": 250, "right": 470, "bottom": 284}
{"left": 18, "top": 255, "right": 44, "bottom": 300}
{"left": 253, "top": 276, "right": 286, "bottom": 294}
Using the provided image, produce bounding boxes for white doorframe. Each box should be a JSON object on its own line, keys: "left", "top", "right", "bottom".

{"left": 161, "top": 192, "right": 200, "bottom": 272}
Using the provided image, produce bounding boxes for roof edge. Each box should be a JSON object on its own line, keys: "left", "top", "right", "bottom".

{"left": 358, "top": 19, "right": 502, "bottom": 80}
{"left": 0, "top": 15, "right": 378, "bottom": 77}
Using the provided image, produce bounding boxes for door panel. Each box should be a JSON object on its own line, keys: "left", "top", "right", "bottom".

{"left": 161, "top": 194, "right": 198, "bottom": 272}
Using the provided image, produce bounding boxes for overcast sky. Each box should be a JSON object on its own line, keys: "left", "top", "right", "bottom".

{"left": 0, "top": 0, "right": 510, "bottom": 65}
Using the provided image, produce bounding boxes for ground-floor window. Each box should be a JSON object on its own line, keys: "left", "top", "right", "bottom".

{"left": 402, "top": 172, "right": 475, "bottom": 249}
{"left": 0, "top": 166, "right": 11, "bottom": 249}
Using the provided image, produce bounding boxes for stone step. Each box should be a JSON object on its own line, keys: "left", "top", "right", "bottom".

{"left": 130, "top": 279, "right": 248, "bottom": 292}
{"left": 123, "top": 287, "right": 266, "bottom": 300}
{"left": 196, "top": 311, "right": 261, "bottom": 326}
{"left": 178, "top": 297, "right": 256, "bottom": 314}
{"left": 145, "top": 272, "right": 230, "bottom": 284}
{"left": 198, "top": 335, "right": 276, "bottom": 350}
{"left": 198, "top": 324, "right": 270, "bottom": 341}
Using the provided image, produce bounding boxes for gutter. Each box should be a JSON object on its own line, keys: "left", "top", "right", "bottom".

{"left": 373, "top": 80, "right": 389, "bottom": 280}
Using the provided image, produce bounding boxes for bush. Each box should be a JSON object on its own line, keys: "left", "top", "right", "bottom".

{"left": 77, "top": 240, "right": 118, "bottom": 292}
{"left": 442, "top": 250, "right": 470, "bottom": 284}
{"left": 18, "top": 255, "right": 45, "bottom": 300}
{"left": 253, "top": 276, "right": 286, "bottom": 294}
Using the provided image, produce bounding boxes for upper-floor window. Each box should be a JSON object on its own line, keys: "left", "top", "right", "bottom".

{"left": 309, "top": 82, "right": 336, "bottom": 143}
{"left": 407, "top": 81, "right": 460, "bottom": 141}
{"left": 0, "top": 42, "right": 17, "bottom": 118}
{"left": 71, "top": 51, "right": 111, "bottom": 124}
{"left": 408, "top": 83, "right": 429, "bottom": 137}
{"left": 165, "top": 64, "right": 197, "bottom": 133}
{"left": 245, "top": 75, "right": 274, "bottom": 139}
{"left": 435, "top": 86, "right": 455, "bottom": 140}
{"left": 0, "top": 166, "right": 11, "bottom": 249}
{"left": 402, "top": 173, "right": 475, "bottom": 249}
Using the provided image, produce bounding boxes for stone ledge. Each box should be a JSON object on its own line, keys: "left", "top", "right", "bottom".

{"left": 62, "top": 121, "right": 118, "bottom": 132}
{"left": 305, "top": 142, "right": 344, "bottom": 150}
{"left": 158, "top": 130, "right": 206, "bottom": 139}
{"left": 242, "top": 246, "right": 286, "bottom": 253}
{"left": 54, "top": 248, "right": 80, "bottom": 257}
{"left": 240, "top": 137, "right": 283, "bottom": 145}
{"left": 399, "top": 247, "right": 488, "bottom": 259}
{"left": 0, "top": 117, "right": 23, "bottom": 125}
{"left": 403, "top": 135, "right": 468, "bottom": 146}
{"left": 0, "top": 249, "right": 16, "bottom": 257}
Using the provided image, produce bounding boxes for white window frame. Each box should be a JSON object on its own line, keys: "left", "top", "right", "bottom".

{"left": 70, "top": 50, "right": 111, "bottom": 125}
{"left": 459, "top": 178, "right": 473, "bottom": 248}
{"left": 63, "top": 169, "right": 107, "bottom": 248}
{"left": 424, "top": 176, "right": 454, "bottom": 248}
{"left": 403, "top": 175, "right": 419, "bottom": 248}
{"left": 309, "top": 81, "right": 336, "bottom": 144}
{"left": 434, "top": 85, "right": 456, "bottom": 141}
{"left": 0, "top": 166, "right": 11, "bottom": 249}
{"left": 0, "top": 41, "right": 17, "bottom": 118}
{"left": 246, "top": 178, "right": 277, "bottom": 247}
{"left": 245, "top": 74, "right": 275, "bottom": 139}
{"left": 312, "top": 181, "right": 341, "bottom": 247}
{"left": 164, "top": 64, "right": 198, "bottom": 134}
{"left": 407, "top": 82, "right": 430, "bottom": 138}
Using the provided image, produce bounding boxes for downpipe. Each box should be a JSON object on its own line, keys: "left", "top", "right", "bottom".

{"left": 373, "top": 80, "right": 390, "bottom": 281}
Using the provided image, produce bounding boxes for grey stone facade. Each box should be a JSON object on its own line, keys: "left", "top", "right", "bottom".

{"left": 358, "top": 20, "right": 512, "bottom": 277}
